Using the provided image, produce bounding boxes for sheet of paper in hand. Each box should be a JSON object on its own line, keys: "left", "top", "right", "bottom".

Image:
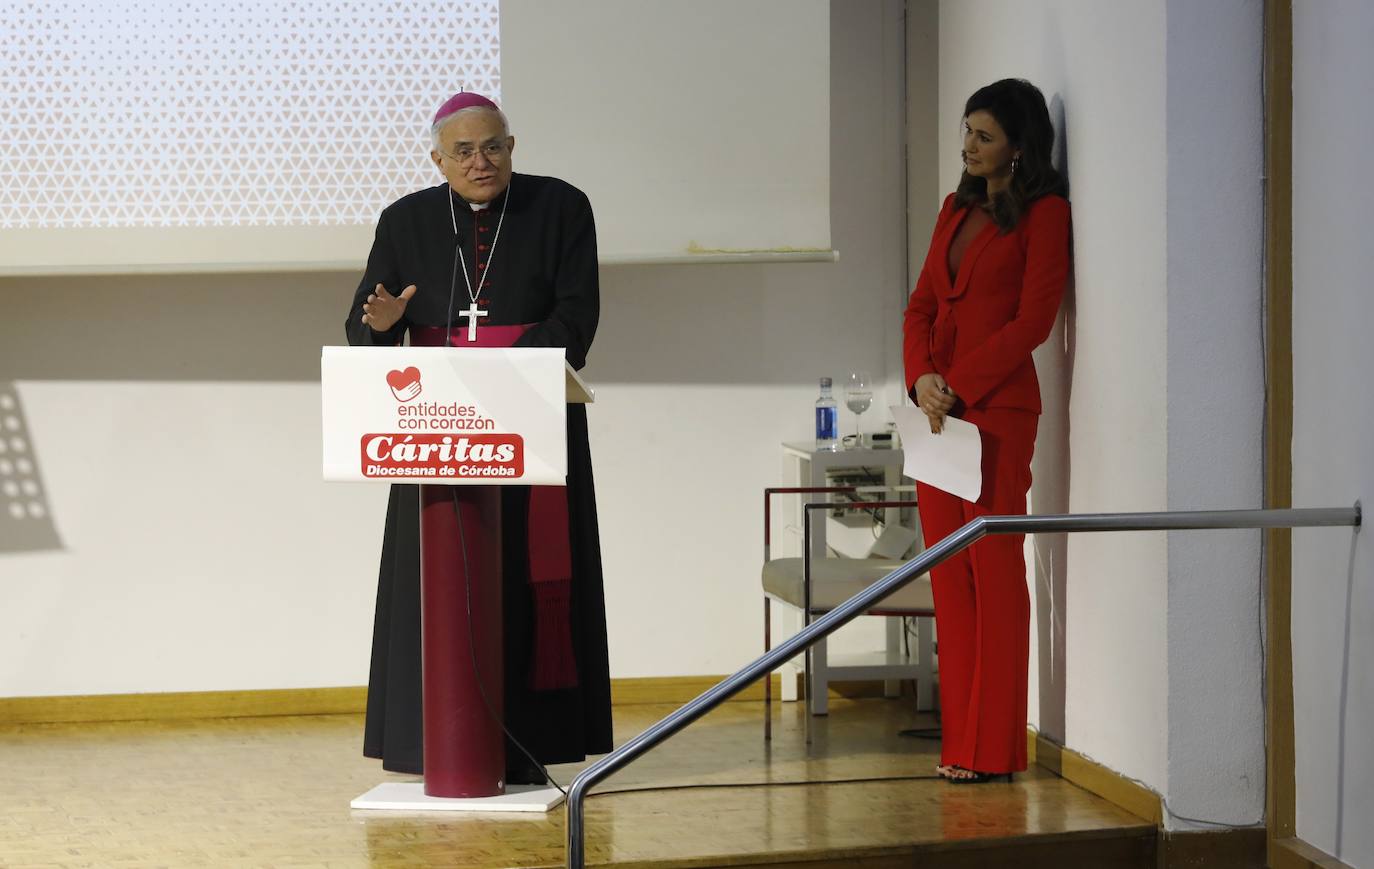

{"left": 890, "top": 405, "right": 983, "bottom": 503}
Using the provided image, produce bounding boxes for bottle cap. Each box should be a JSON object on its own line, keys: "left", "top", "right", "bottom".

{"left": 820, "top": 377, "right": 832, "bottom": 387}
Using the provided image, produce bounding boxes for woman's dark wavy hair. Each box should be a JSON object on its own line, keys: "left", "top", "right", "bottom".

{"left": 954, "top": 78, "right": 1067, "bottom": 232}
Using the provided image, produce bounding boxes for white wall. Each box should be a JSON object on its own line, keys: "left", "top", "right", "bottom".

{"left": 588, "top": 0, "right": 908, "bottom": 676}
{"left": 0, "top": 1, "right": 909, "bottom": 695}
{"left": 939, "top": 0, "right": 1171, "bottom": 801}
{"left": 1292, "top": 2, "right": 1374, "bottom": 865}
{"left": 939, "top": 0, "right": 1265, "bottom": 830}
{"left": 1163, "top": 0, "right": 1265, "bottom": 829}
{"left": 2, "top": 279, "right": 382, "bottom": 694}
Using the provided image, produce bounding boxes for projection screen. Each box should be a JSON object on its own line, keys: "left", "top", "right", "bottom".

{"left": 0, "top": 0, "right": 829, "bottom": 274}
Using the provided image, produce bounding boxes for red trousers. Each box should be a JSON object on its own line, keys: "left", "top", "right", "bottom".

{"left": 915, "top": 407, "right": 1038, "bottom": 774}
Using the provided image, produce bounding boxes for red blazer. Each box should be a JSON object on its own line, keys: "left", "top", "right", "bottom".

{"left": 903, "top": 193, "right": 1071, "bottom": 414}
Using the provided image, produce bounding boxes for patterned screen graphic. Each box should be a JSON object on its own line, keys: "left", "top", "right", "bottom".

{"left": 1, "top": 1, "right": 500, "bottom": 229}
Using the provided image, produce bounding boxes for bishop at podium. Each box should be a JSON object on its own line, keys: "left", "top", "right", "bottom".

{"left": 344, "top": 91, "right": 612, "bottom": 784}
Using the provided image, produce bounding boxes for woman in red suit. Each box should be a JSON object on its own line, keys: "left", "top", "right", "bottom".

{"left": 903, "top": 79, "right": 1071, "bottom": 783}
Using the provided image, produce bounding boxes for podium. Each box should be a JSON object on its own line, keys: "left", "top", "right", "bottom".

{"left": 322, "top": 344, "right": 592, "bottom": 812}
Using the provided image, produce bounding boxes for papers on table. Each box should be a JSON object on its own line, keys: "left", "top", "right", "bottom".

{"left": 890, "top": 405, "right": 983, "bottom": 503}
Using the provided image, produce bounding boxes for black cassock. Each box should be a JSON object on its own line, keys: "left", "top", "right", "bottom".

{"left": 344, "top": 173, "right": 612, "bottom": 779}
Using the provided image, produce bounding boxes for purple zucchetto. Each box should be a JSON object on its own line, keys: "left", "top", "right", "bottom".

{"left": 433, "top": 91, "right": 500, "bottom": 125}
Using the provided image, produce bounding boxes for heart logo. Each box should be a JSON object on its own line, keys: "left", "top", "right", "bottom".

{"left": 386, "top": 367, "right": 422, "bottom": 402}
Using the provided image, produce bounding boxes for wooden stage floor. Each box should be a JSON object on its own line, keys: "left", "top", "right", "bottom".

{"left": 0, "top": 698, "right": 1154, "bottom": 868}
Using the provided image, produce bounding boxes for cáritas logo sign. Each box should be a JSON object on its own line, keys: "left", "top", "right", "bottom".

{"left": 364, "top": 365, "right": 522, "bottom": 479}
{"left": 360, "top": 433, "right": 524, "bottom": 479}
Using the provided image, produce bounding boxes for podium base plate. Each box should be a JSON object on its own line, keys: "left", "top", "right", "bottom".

{"left": 350, "top": 782, "right": 565, "bottom": 813}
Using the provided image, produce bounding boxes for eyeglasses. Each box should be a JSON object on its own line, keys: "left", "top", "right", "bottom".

{"left": 439, "top": 141, "right": 510, "bottom": 167}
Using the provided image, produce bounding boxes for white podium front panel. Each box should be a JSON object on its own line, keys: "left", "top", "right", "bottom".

{"left": 321, "top": 347, "right": 567, "bottom": 486}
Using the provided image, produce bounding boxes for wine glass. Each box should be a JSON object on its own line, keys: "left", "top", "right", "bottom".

{"left": 845, "top": 371, "right": 873, "bottom": 447}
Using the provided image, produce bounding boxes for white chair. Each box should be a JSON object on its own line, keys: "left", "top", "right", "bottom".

{"left": 761, "top": 486, "right": 936, "bottom": 740}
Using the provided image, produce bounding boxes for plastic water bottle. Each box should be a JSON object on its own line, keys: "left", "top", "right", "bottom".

{"left": 815, "top": 377, "right": 838, "bottom": 451}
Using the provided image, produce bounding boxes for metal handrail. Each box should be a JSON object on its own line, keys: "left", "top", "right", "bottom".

{"left": 565, "top": 504, "right": 1361, "bottom": 867}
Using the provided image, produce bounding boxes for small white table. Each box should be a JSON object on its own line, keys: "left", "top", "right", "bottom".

{"left": 780, "top": 441, "right": 908, "bottom": 561}
{"left": 772, "top": 443, "right": 934, "bottom": 714}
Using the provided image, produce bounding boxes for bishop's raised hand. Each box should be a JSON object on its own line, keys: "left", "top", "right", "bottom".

{"left": 361, "top": 283, "right": 417, "bottom": 333}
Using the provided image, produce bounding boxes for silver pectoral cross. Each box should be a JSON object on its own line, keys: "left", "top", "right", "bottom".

{"left": 461, "top": 301, "right": 488, "bottom": 342}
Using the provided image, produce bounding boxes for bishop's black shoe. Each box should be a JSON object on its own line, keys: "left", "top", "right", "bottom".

{"left": 505, "top": 759, "right": 550, "bottom": 786}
